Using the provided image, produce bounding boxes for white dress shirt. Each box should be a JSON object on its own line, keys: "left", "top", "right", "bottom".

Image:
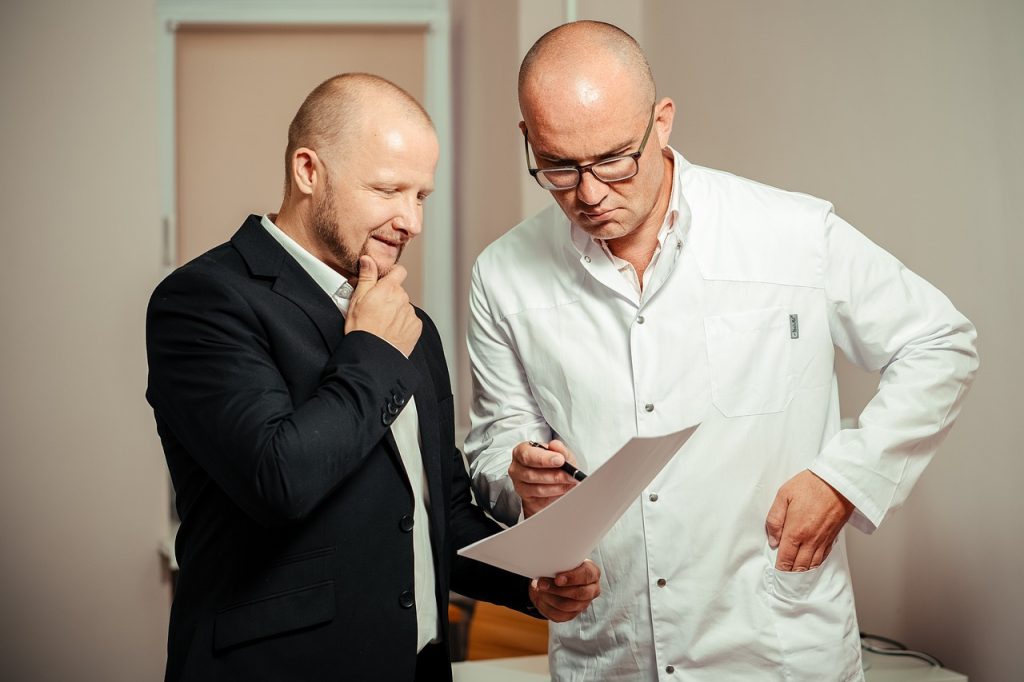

{"left": 464, "top": 151, "right": 978, "bottom": 681}
{"left": 261, "top": 215, "right": 438, "bottom": 652}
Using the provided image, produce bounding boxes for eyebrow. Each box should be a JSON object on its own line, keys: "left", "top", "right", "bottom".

{"left": 536, "top": 139, "right": 635, "bottom": 165}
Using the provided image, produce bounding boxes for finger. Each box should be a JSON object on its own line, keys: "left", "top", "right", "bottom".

{"left": 540, "top": 582, "right": 601, "bottom": 602}
{"left": 775, "top": 534, "right": 801, "bottom": 571}
{"left": 821, "top": 536, "right": 837, "bottom": 564}
{"left": 809, "top": 543, "right": 828, "bottom": 570}
{"left": 789, "top": 542, "right": 817, "bottom": 572}
{"left": 537, "top": 602, "right": 578, "bottom": 623}
{"left": 355, "top": 255, "right": 378, "bottom": 287}
{"left": 765, "top": 491, "right": 789, "bottom": 550}
{"left": 513, "top": 442, "right": 565, "bottom": 469}
{"left": 553, "top": 559, "right": 600, "bottom": 587}
{"left": 545, "top": 440, "right": 578, "bottom": 466}
{"left": 534, "top": 591, "right": 592, "bottom": 614}
{"left": 379, "top": 263, "right": 408, "bottom": 286}
{"left": 518, "top": 483, "right": 576, "bottom": 498}
{"left": 510, "top": 462, "right": 579, "bottom": 485}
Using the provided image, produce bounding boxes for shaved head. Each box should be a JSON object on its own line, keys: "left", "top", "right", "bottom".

{"left": 518, "top": 21, "right": 655, "bottom": 111}
{"left": 284, "top": 73, "right": 432, "bottom": 197}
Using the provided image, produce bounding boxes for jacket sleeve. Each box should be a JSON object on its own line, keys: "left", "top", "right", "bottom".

{"left": 462, "top": 261, "right": 551, "bottom": 526}
{"left": 447, "top": 443, "right": 538, "bottom": 616}
{"left": 146, "top": 266, "right": 420, "bottom": 527}
{"left": 809, "top": 213, "right": 979, "bottom": 532}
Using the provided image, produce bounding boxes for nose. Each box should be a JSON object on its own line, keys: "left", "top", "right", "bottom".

{"left": 393, "top": 196, "right": 423, "bottom": 237}
{"left": 576, "top": 169, "right": 609, "bottom": 206}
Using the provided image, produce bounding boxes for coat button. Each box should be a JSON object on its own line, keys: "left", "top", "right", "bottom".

{"left": 399, "top": 515, "right": 414, "bottom": 532}
{"left": 387, "top": 402, "right": 402, "bottom": 416}
{"left": 644, "top": 403, "right": 655, "bottom": 412}
{"left": 382, "top": 411, "right": 395, "bottom": 426}
{"left": 637, "top": 315, "right": 645, "bottom": 324}
{"left": 657, "top": 578, "right": 667, "bottom": 587}
{"left": 393, "top": 393, "right": 407, "bottom": 406}
{"left": 399, "top": 590, "right": 415, "bottom": 609}
{"left": 666, "top": 665, "right": 675, "bottom": 673}
{"left": 649, "top": 493, "right": 659, "bottom": 502}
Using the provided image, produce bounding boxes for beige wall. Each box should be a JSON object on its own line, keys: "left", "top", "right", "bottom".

{"left": 0, "top": 0, "right": 170, "bottom": 680}
{"left": 643, "top": 2, "right": 1021, "bottom": 680}
{"left": 451, "top": 0, "right": 525, "bottom": 418}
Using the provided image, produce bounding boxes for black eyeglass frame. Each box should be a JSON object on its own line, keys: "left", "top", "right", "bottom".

{"left": 523, "top": 104, "right": 657, "bottom": 190}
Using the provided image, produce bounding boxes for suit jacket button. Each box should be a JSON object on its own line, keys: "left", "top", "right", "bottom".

{"left": 399, "top": 515, "right": 414, "bottom": 532}
{"left": 399, "top": 590, "right": 415, "bottom": 609}
{"left": 382, "top": 411, "right": 395, "bottom": 426}
{"left": 388, "top": 402, "right": 402, "bottom": 416}
{"left": 393, "top": 393, "right": 407, "bottom": 407}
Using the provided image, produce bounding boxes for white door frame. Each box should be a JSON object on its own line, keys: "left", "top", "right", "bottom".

{"left": 157, "top": 0, "right": 457, "bottom": 376}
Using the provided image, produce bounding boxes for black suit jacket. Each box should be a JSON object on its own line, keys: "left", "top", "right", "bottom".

{"left": 146, "top": 216, "right": 533, "bottom": 681}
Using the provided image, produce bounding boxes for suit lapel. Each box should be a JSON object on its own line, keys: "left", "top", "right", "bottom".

{"left": 230, "top": 215, "right": 344, "bottom": 352}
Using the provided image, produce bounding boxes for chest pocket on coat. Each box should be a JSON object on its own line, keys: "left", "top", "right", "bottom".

{"left": 704, "top": 306, "right": 798, "bottom": 417}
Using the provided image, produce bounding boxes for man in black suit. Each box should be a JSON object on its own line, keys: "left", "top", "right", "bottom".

{"left": 146, "top": 73, "right": 600, "bottom": 682}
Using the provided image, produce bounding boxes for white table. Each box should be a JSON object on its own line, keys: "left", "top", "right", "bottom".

{"left": 452, "top": 651, "right": 967, "bottom": 681}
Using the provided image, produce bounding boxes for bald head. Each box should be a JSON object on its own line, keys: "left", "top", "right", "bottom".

{"left": 518, "top": 21, "right": 655, "bottom": 113}
{"left": 284, "top": 73, "right": 432, "bottom": 197}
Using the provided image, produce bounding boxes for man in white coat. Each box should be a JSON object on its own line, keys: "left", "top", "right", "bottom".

{"left": 464, "top": 20, "right": 978, "bottom": 682}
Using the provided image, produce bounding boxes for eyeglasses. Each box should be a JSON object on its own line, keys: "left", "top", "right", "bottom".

{"left": 524, "top": 104, "right": 656, "bottom": 191}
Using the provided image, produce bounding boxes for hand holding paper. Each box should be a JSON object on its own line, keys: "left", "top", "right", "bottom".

{"left": 459, "top": 425, "right": 700, "bottom": 578}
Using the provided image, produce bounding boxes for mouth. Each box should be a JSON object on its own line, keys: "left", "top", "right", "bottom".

{"left": 581, "top": 208, "right": 617, "bottom": 222}
{"left": 372, "top": 235, "right": 406, "bottom": 249}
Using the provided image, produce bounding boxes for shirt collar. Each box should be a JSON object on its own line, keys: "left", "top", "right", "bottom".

{"left": 260, "top": 214, "right": 354, "bottom": 302}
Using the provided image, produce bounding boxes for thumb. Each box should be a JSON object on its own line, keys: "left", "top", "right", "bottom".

{"left": 765, "top": 491, "right": 789, "bottom": 550}
{"left": 354, "top": 256, "right": 378, "bottom": 291}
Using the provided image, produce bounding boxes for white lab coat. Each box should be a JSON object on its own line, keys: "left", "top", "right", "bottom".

{"left": 465, "top": 151, "right": 978, "bottom": 681}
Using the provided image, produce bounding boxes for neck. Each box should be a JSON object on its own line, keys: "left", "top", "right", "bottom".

{"left": 273, "top": 201, "right": 329, "bottom": 265}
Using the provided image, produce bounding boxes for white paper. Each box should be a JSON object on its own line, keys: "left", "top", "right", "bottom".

{"left": 458, "top": 424, "right": 700, "bottom": 578}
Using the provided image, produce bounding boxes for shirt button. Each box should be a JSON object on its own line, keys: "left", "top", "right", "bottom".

{"left": 644, "top": 403, "right": 655, "bottom": 412}
{"left": 649, "top": 493, "right": 659, "bottom": 502}
{"left": 399, "top": 515, "right": 414, "bottom": 532}
{"left": 666, "top": 665, "right": 676, "bottom": 673}
{"left": 399, "top": 590, "right": 415, "bottom": 609}
{"left": 637, "top": 315, "right": 645, "bottom": 324}
{"left": 657, "top": 578, "right": 667, "bottom": 587}
{"left": 583, "top": 255, "right": 592, "bottom": 263}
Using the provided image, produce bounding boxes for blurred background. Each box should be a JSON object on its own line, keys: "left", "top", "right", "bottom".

{"left": 1, "top": 0, "right": 1020, "bottom": 679}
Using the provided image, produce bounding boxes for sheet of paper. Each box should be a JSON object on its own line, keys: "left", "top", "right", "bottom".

{"left": 458, "top": 424, "right": 700, "bottom": 579}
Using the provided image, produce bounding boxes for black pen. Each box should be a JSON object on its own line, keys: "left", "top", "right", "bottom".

{"left": 528, "top": 440, "right": 588, "bottom": 481}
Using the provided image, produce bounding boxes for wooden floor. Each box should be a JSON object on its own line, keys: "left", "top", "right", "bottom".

{"left": 451, "top": 601, "right": 549, "bottom": 660}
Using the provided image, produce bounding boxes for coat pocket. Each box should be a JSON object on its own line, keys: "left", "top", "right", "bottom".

{"left": 214, "top": 580, "right": 335, "bottom": 652}
{"left": 704, "top": 307, "right": 796, "bottom": 417}
{"left": 762, "top": 546, "right": 862, "bottom": 680}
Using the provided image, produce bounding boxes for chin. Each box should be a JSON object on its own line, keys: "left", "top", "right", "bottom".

{"left": 582, "top": 222, "right": 631, "bottom": 241}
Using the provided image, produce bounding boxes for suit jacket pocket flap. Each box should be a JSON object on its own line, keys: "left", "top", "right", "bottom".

{"left": 214, "top": 580, "right": 335, "bottom": 651}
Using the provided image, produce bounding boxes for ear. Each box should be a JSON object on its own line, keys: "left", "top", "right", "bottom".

{"left": 654, "top": 97, "right": 675, "bottom": 149}
{"left": 518, "top": 120, "right": 528, "bottom": 136}
{"left": 290, "top": 147, "right": 321, "bottom": 197}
